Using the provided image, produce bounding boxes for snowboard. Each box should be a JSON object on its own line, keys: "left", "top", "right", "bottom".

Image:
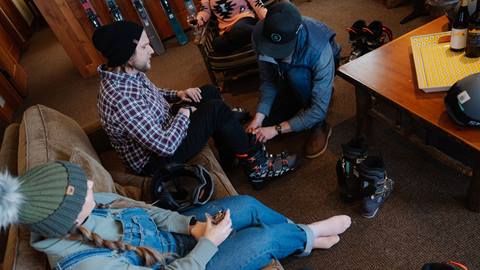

{"left": 158, "top": 0, "right": 189, "bottom": 45}
{"left": 105, "top": 0, "right": 123, "bottom": 21}
{"left": 79, "top": 0, "right": 102, "bottom": 28}
{"left": 131, "top": 0, "right": 166, "bottom": 55}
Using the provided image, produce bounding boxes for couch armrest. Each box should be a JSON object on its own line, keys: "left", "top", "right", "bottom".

{"left": 2, "top": 225, "right": 48, "bottom": 270}
{"left": 0, "top": 124, "right": 20, "bottom": 266}
{"left": 0, "top": 123, "right": 19, "bottom": 174}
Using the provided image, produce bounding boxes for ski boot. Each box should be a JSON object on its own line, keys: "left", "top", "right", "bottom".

{"left": 336, "top": 137, "right": 368, "bottom": 202}
{"left": 358, "top": 156, "right": 394, "bottom": 218}
{"left": 237, "top": 144, "right": 298, "bottom": 190}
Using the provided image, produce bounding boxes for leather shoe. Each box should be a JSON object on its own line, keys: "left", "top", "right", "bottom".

{"left": 304, "top": 122, "right": 332, "bottom": 159}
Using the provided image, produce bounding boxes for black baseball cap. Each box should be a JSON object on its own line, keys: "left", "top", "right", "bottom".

{"left": 253, "top": 2, "right": 302, "bottom": 59}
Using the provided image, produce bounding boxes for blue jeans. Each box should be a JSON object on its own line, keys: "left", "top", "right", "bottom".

{"left": 55, "top": 196, "right": 313, "bottom": 270}
{"left": 183, "top": 195, "right": 314, "bottom": 270}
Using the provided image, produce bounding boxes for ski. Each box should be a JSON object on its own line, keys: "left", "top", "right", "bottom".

{"left": 105, "top": 0, "right": 123, "bottom": 22}
{"left": 158, "top": 0, "right": 189, "bottom": 45}
{"left": 79, "top": 0, "right": 102, "bottom": 28}
{"left": 131, "top": 0, "right": 166, "bottom": 55}
{"left": 183, "top": 0, "right": 197, "bottom": 16}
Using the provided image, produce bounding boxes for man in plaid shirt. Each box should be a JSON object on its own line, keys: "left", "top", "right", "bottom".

{"left": 92, "top": 21, "right": 298, "bottom": 189}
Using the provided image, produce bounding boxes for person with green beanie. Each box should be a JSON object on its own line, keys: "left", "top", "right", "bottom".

{"left": 0, "top": 161, "right": 352, "bottom": 270}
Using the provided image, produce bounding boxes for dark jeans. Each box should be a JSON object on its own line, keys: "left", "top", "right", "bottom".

{"left": 144, "top": 85, "right": 251, "bottom": 175}
{"left": 213, "top": 17, "right": 257, "bottom": 54}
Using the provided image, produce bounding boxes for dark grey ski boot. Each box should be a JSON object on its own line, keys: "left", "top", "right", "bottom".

{"left": 358, "top": 156, "right": 394, "bottom": 218}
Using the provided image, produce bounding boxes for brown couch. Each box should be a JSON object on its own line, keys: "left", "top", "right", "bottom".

{"left": 0, "top": 105, "right": 283, "bottom": 270}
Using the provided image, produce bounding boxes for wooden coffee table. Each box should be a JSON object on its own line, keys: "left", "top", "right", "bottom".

{"left": 338, "top": 16, "right": 480, "bottom": 212}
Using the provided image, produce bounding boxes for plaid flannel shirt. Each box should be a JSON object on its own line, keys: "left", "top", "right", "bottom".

{"left": 97, "top": 66, "right": 190, "bottom": 174}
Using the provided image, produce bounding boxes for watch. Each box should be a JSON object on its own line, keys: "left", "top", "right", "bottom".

{"left": 275, "top": 124, "right": 282, "bottom": 135}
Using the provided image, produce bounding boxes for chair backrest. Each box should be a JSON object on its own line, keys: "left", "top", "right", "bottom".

{"left": 195, "top": 0, "right": 279, "bottom": 85}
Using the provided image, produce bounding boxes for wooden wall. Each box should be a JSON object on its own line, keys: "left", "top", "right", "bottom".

{"left": 33, "top": 0, "right": 197, "bottom": 78}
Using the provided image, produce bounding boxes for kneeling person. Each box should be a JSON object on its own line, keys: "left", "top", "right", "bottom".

{"left": 247, "top": 3, "right": 341, "bottom": 159}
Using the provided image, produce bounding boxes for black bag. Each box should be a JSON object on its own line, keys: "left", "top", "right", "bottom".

{"left": 151, "top": 163, "right": 215, "bottom": 212}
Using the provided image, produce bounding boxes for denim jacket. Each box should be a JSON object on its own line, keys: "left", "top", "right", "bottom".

{"left": 30, "top": 193, "right": 218, "bottom": 270}
{"left": 257, "top": 17, "right": 341, "bottom": 132}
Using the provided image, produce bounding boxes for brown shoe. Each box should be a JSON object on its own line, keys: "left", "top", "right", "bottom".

{"left": 304, "top": 122, "right": 332, "bottom": 159}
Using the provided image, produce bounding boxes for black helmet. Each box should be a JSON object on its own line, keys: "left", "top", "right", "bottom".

{"left": 151, "top": 163, "right": 215, "bottom": 212}
{"left": 444, "top": 73, "right": 480, "bottom": 127}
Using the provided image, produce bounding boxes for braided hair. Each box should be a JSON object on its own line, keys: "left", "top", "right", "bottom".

{"left": 69, "top": 199, "right": 175, "bottom": 267}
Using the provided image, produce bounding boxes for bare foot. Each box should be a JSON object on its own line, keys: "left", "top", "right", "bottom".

{"left": 308, "top": 215, "right": 351, "bottom": 237}
{"left": 313, "top": 235, "right": 340, "bottom": 249}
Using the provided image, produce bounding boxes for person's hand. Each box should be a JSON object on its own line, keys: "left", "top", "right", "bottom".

{"left": 187, "top": 15, "right": 198, "bottom": 27}
{"left": 203, "top": 209, "right": 232, "bottom": 246}
{"left": 246, "top": 113, "right": 265, "bottom": 133}
{"left": 253, "top": 126, "right": 278, "bottom": 143}
{"left": 196, "top": 16, "right": 205, "bottom": 27}
{"left": 246, "top": 120, "right": 261, "bottom": 133}
{"left": 190, "top": 221, "right": 207, "bottom": 240}
{"left": 178, "top": 88, "right": 202, "bottom": 103}
{"left": 178, "top": 106, "right": 197, "bottom": 117}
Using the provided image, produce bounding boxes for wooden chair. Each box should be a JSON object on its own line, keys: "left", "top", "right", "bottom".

{"left": 196, "top": 21, "right": 258, "bottom": 86}
{"left": 195, "top": 0, "right": 278, "bottom": 87}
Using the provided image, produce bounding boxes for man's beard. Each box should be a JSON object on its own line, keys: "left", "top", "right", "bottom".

{"left": 133, "top": 59, "right": 150, "bottom": 72}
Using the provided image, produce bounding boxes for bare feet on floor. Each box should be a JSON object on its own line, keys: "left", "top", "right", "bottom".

{"left": 313, "top": 235, "right": 340, "bottom": 249}
{"left": 307, "top": 215, "right": 351, "bottom": 237}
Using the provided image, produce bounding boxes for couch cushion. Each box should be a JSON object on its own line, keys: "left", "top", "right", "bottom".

{"left": 69, "top": 147, "right": 116, "bottom": 193}
{"left": 18, "top": 105, "right": 100, "bottom": 175}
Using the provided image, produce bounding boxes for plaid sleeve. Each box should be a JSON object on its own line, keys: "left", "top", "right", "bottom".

{"left": 145, "top": 76, "right": 180, "bottom": 102}
{"left": 159, "top": 87, "right": 180, "bottom": 102}
{"left": 117, "top": 97, "right": 190, "bottom": 157}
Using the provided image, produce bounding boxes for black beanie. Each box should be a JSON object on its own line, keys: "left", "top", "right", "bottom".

{"left": 92, "top": 21, "right": 143, "bottom": 67}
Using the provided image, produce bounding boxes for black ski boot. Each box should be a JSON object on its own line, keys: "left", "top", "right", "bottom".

{"left": 346, "top": 20, "right": 368, "bottom": 62}
{"left": 364, "top": 20, "right": 393, "bottom": 51}
{"left": 336, "top": 137, "right": 368, "bottom": 202}
{"left": 237, "top": 145, "right": 298, "bottom": 190}
{"left": 357, "top": 156, "right": 394, "bottom": 218}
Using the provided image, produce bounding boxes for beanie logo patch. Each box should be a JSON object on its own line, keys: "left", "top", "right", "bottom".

{"left": 270, "top": 33, "right": 282, "bottom": 43}
{"left": 66, "top": 186, "right": 75, "bottom": 196}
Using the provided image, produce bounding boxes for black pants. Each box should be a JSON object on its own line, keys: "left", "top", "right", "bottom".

{"left": 144, "top": 85, "right": 251, "bottom": 175}
{"left": 213, "top": 17, "right": 257, "bottom": 54}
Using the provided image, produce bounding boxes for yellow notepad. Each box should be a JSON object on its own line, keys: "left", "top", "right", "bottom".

{"left": 411, "top": 31, "right": 480, "bottom": 93}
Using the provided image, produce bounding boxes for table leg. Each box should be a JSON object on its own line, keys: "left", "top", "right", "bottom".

{"left": 467, "top": 155, "right": 480, "bottom": 212}
{"left": 355, "top": 86, "right": 372, "bottom": 140}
